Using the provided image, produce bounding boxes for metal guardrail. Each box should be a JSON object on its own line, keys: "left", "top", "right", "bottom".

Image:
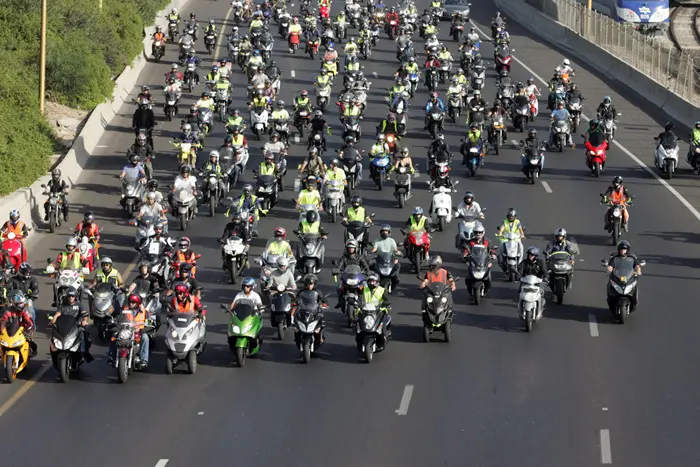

{"left": 541, "top": 0, "right": 700, "bottom": 105}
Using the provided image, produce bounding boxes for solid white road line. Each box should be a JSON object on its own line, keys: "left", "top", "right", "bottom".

{"left": 291, "top": 70, "right": 296, "bottom": 78}
{"left": 214, "top": 7, "right": 235, "bottom": 59}
{"left": 154, "top": 460, "right": 169, "bottom": 467}
{"left": 588, "top": 313, "right": 599, "bottom": 337}
{"left": 0, "top": 363, "right": 51, "bottom": 417}
{"left": 541, "top": 181, "right": 553, "bottom": 193}
{"left": 395, "top": 384, "right": 414, "bottom": 415}
{"left": 600, "top": 429, "right": 612, "bottom": 464}
{"left": 470, "top": 20, "right": 700, "bottom": 224}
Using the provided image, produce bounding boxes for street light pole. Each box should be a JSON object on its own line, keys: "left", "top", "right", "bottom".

{"left": 39, "top": 0, "right": 47, "bottom": 114}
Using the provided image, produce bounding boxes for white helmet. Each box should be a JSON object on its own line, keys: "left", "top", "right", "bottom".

{"left": 209, "top": 149, "right": 220, "bottom": 159}
{"left": 172, "top": 8, "right": 178, "bottom": 14}
{"left": 562, "top": 58, "right": 570, "bottom": 66}
{"left": 66, "top": 237, "right": 77, "bottom": 248}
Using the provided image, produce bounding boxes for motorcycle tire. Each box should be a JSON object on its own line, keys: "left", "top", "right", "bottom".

{"left": 363, "top": 337, "right": 374, "bottom": 363}
{"left": 474, "top": 284, "right": 482, "bottom": 305}
{"left": 444, "top": 320, "right": 452, "bottom": 343}
{"left": 666, "top": 159, "right": 673, "bottom": 180}
{"left": 398, "top": 192, "right": 405, "bottom": 208}
{"left": 5, "top": 354, "right": 15, "bottom": 382}
{"left": 422, "top": 326, "right": 430, "bottom": 343}
{"left": 210, "top": 195, "right": 217, "bottom": 217}
{"left": 58, "top": 355, "right": 70, "bottom": 383}
{"left": 612, "top": 221, "right": 620, "bottom": 246}
{"left": 229, "top": 259, "right": 238, "bottom": 284}
{"left": 302, "top": 340, "right": 312, "bottom": 364}
{"left": 277, "top": 322, "right": 285, "bottom": 341}
{"left": 235, "top": 347, "right": 246, "bottom": 367}
{"left": 118, "top": 357, "right": 129, "bottom": 383}
{"left": 594, "top": 162, "right": 601, "bottom": 177}
{"left": 187, "top": 350, "right": 198, "bottom": 374}
{"left": 525, "top": 309, "right": 534, "bottom": 332}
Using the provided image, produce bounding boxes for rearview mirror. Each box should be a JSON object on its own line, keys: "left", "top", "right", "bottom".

{"left": 639, "top": 260, "right": 647, "bottom": 267}
{"left": 600, "top": 259, "right": 608, "bottom": 266}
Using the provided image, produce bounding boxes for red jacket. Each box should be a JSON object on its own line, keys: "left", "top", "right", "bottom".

{"left": 1, "top": 307, "right": 34, "bottom": 331}
{"left": 386, "top": 12, "right": 399, "bottom": 22}
{"left": 425, "top": 58, "right": 441, "bottom": 69}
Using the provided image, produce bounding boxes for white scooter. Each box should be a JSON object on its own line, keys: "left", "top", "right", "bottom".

{"left": 164, "top": 311, "right": 207, "bottom": 374}
{"left": 430, "top": 185, "right": 457, "bottom": 232}
{"left": 249, "top": 106, "right": 269, "bottom": 140}
{"left": 654, "top": 140, "right": 679, "bottom": 180}
{"left": 518, "top": 275, "right": 544, "bottom": 332}
{"left": 498, "top": 231, "right": 523, "bottom": 282}
{"left": 324, "top": 180, "right": 345, "bottom": 223}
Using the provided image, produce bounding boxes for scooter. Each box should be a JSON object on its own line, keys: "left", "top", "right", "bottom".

{"left": 465, "top": 244, "right": 492, "bottom": 305}
{"left": 373, "top": 251, "right": 400, "bottom": 294}
{"left": 401, "top": 228, "right": 431, "bottom": 275}
{"left": 521, "top": 142, "right": 545, "bottom": 184}
{"left": 268, "top": 284, "right": 295, "bottom": 340}
{"left": 498, "top": 231, "right": 523, "bottom": 282}
{"left": 430, "top": 186, "right": 455, "bottom": 232}
{"left": 518, "top": 275, "right": 544, "bottom": 332}
{"left": 355, "top": 302, "right": 391, "bottom": 363}
{"left": 548, "top": 251, "right": 575, "bottom": 305}
{"left": 602, "top": 257, "right": 645, "bottom": 324}
{"left": 49, "top": 314, "right": 88, "bottom": 382}
{"left": 421, "top": 281, "right": 455, "bottom": 342}
{"left": 654, "top": 138, "right": 679, "bottom": 180}
{"left": 164, "top": 309, "right": 207, "bottom": 374}
{"left": 324, "top": 179, "right": 345, "bottom": 222}
{"left": 222, "top": 303, "right": 264, "bottom": 367}
{"left": 394, "top": 165, "right": 413, "bottom": 208}
{"left": 294, "top": 231, "right": 326, "bottom": 275}
{"left": 332, "top": 263, "right": 365, "bottom": 327}
{"left": 222, "top": 235, "right": 248, "bottom": 284}
{"left": 294, "top": 300, "right": 327, "bottom": 364}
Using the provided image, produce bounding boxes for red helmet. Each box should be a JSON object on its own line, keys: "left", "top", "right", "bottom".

{"left": 274, "top": 227, "right": 287, "bottom": 239}
{"left": 174, "top": 284, "right": 189, "bottom": 295}
{"left": 128, "top": 294, "right": 142, "bottom": 305}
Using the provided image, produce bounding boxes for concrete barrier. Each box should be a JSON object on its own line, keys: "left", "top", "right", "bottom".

{"left": 494, "top": 0, "right": 699, "bottom": 124}
{"left": 0, "top": 0, "right": 191, "bottom": 246}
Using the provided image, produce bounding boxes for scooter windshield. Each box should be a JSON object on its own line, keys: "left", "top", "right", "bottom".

{"left": 588, "top": 131, "right": 605, "bottom": 147}
{"left": 611, "top": 257, "right": 635, "bottom": 282}
{"left": 469, "top": 245, "right": 489, "bottom": 266}
{"left": 234, "top": 303, "right": 256, "bottom": 321}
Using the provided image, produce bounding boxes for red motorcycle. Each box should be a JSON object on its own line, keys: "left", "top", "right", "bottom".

{"left": 494, "top": 46, "right": 512, "bottom": 76}
{"left": 1, "top": 232, "right": 25, "bottom": 273}
{"left": 585, "top": 132, "right": 608, "bottom": 177}
{"left": 319, "top": 5, "right": 330, "bottom": 19}
{"left": 288, "top": 31, "right": 301, "bottom": 53}
{"left": 306, "top": 38, "right": 320, "bottom": 59}
{"left": 402, "top": 228, "right": 431, "bottom": 275}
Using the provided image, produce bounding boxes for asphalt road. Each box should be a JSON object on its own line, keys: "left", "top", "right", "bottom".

{"left": 1, "top": 0, "right": 700, "bottom": 466}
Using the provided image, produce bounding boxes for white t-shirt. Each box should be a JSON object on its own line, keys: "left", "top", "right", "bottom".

{"left": 233, "top": 291, "right": 263, "bottom": 308}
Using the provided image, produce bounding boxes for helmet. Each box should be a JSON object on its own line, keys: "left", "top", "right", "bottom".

{"left": 428, "top": 256, "right": 442, "bottom": 270}
{"left": 367, "top": 273, "right": 379, "bottom": 285}
{"left": 470, "top": 122, "right": 478, "bottom": 130}
{"left": 473, "top": 222, "right": 485, "bottom": 236}
{"left": 430, "top": 92, "right": 438, "bottom": 100}
{"left": 377, "top": 134, "right": 386, "bottom": 142}
{"left": 526, "top": 246, "right": 540, "bottom": 257}
{"left": 612, "top": 176, "right": 623, "bottom": 188}
{"left": 277, "top": 257, "right": 289, "bottom": 271}
{"left": 345, "top": 239, "right": 358, "bottom": 251}
{"left": 171, "top": 63, "right": 178, "bottom": 70}
{"left": 9, "top": 210, "right": 19, "bottom": 223}
{"left": 182, "top": 123, "right": 192, "bottom": 132}
{"left": 180, "top": 164, "right": 191, "bottom": 175}
{"left": 554, "top": 228, "right": 567, "bottom": 240}
{"left": 12, "top": 292, "right": 26, "bottom": 307}
{"left": 589, "top": 120, "right": 598, "bottom": 129}
{"left": 527, "top": 78, "right": 534, "bottom": 84}
{"left": 300, "top": 90, "right": 308, "bottom": 97}
{"left": 66, "top": 289, "right": 77, "bottom": 298}
{"left": 506, "top": 208, "right": 517, "bottom": 220}
{"left": 329, "top": 158, "right": 339, "bottom": 166}
{"left": 209, "top": 149, "right": 219, "bottom": 160}
{"left": 174, "top": 284, "right": 189, "bottom": 295}
{"left": 138, "top": 261, "right": 149, "bottom": 272}
{"left": 314, "top": 110, "right": 323, "bottom": 118}
{"left": 128, "top": 294, "right": 142, "bottom": 305}
{"left": 617, "top": 240, "right": 631, "bottom": 251}
{"left": 147, "top": 179, "right": 158, "bottom": 190}
{"left": 242, "top": 183, "right": 253, "bottom": 195}
{"left": 180, "top": 263, "right": 193, "bottom": 275}
{"left": 231, "top": 210, "right": 242, "bottom": 223}
{"left": 463, "top": 191, "right": 474, "bottom": 203}
{"left": 528, "top": 128, "right": 537, "bottom": 138}
{"left": 101, "top": 257, "right": 113, "bottom": 267}
{"left": 154, "top": 220, "right": 165, "bottom": 231}
{"left": 242, "top": 277, "right": 256, "bottom": 288}
{"left": 178, "top": 237, "right": 191, "bottom": 250}
{"left": 437, "top": 133, "right": 445, "bottom": 140}
{"left": 351, "top": 195, "right": 362, "bottom": 207}
{"left": 413, "top": 206, "right": 424, "bottom": 216}
{"left": 695, "top": 121, "right": 700, "bottom": 129}
{"left": 65, "top": 237, "right": 77, "bottom": 248}
{"left": 388, "top": 114, "right": 396, "bottom": 122}
{"left": 603, "top": 96, "right": 611, "bottom": 105}
{"left": 274, "top": 227, "right": 287, "bottom": 239}
{"left": 18, "top": 263, "right": 32, "bottom": 277}
{"left": 305, "top": 175, "right": 317, "bottom": 186}
{"left": 305, "top": 210, "right": 319, "bottom": 223}
{"left": 380, "top": 224, "right": 391, "bottom": 238}
{"left": 264, "top": 151, "right": 274, "bottom": 161}
{"left": 303, "top": 274, "right": 318, "bottom": 286}
{"left": 51, "top": 168, "right": 61, "bottom": 180}
{"left": 563, "top": 58, "right": 570, "bottom": 66}
{"left": 83, "top": 212, "right": 94, "bottom": 223}
{"left": 665, "top": 121, "right": 674, "bottom": 132}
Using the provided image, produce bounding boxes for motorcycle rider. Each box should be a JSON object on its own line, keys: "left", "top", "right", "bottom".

{"left": 49, "top": 288, "right": 92, "bottom": 361}
{"left": 454, "top": 191, "right": 484, "bottom": 248}
{"left": 297, "top": 209, "right": 329, "bottom": 236}
{"left": 91, "top": 257, "right": 125, "bottom": 290}
{"left": 463, "top": 223, "right": 495, "bottom": 294}
{"left": 602, "top": 175, "right": 632, "bottom": 232}
{"left": 420, "top": 256, "right": 456, "bottom": 293}
{"left": 229, "top": 277, "right": 264, "bottom": 310}
{"left": 73, "top": 212, "right": 100, "bottom": 244}
{"left": 186, "top": 12, "right": 199, "bottom": 40}
{"left": 544, "top": 228, "right": 576, "bottom": 285}
{"left": 689, "top": 121, "right": 700, "bottom": 168}
{"left": 119, "top": 154, "right": 147, "bottom": 208}
{"left": 220, "top": 210, "right": 252, "bottom": 266}
{"left": 132, "top": 98, "right": 156, "bottom": 141}
{"left": 377, "top": 113, "right": 400, "bottom": 139}
{"left": 520, "top": 128, "right": 544, "bottom": 175}
{"left": 233, "top": 183, "right": 267, "bottom": 235}
{"left": 496, "top": 208, "right": 526, "bottom": 238}
{"left": 42, "top": 168, "right": 70, "bottom": 222}
{"left": 296, "top": 175, "right": 323, "bottom": 212}
{"left": 174, "top": 262, "right": 201, "bottom": 298}
{"left": 136, "top": 191, "right": 168, "bottom": 227}
{"left": 168, "top": 165, "right": 198, "bottom": 215}
{"left": 556, "top": 58, "right": 574, "bottom": 77}
{"left": 200, "top": 149, "right": 226, "bottom": 201}
{"left": 565, "top": 82, "right": 583, "bottom": 102}
{"left": 307, "top": 110, "right": 330, "bottom": 151}
{"left": 165, "top": 63, "right": 184, "bottom": 83}
{"left": 549, "top": 100, "right": 573, "bottom": 147}
{"left": 127, "top": 132, "right": 155, "bottom": 178}
{"left": 428, "top": 134, "right": 451, "bottom": 176}
{"left": 596, "top": 96, "right": 618, "bottom": 121}
{"left": 404, "top": 207, "right": 433, "bottom": 258}
{"left": 334, "top": 239, "right": 370, "bottom": 308}
{"left": 8, "top": 263, "right": 40, "bottom": 322}
{"left": 257, "top": 151, "right": 279, "bottom": 178}
{"left": 136, "top": 220, "right": 173, "bottom": 257}
{"left": 296, "top": 274, "right": 327, "bottom": 340}
{"left": 178, "top": 33, "right": 195, "bottom": 62}
{"left": 265, "top": 256, "right": 297, "bottom": 292}
{"left": 1, "top": 210, "right": 29, "bottom": 245}
{"left": 343, "top": 195, "right": 372, "bottom": 228}
{"left": 299, "top": 149, "right": 327, "bottom": 180}
{"left": 518, "top": 246, "right": 547, "bottom": 317}
{"left": 370, "top": 225, "right": 402, "bottom": 289}
{"left": 0, "top": 292, "right": 36, "bottom": 356}
{"left": 128, "top": 262, "right": 166, "bottom": 296}
{"left": 467, "top": 89, "right": 487, "bottom": 123}
{"left": 606, "top": 240, "right": 642, "bottom": 276}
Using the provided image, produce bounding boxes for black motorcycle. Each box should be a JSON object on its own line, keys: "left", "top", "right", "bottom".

{"left": 269, "top": 284, "right": 295, "bottom": 340}
{"left": 603, "top": 256, "right": 645, "bottom": 324}
{"left": 373, "top": 251, "right": 399, "bottom": 294}
{"left": 421, "top": 281, "right": 454, "bottom": 342}
{"left": 50, "top": 314, "right": 89, "bottom": 382}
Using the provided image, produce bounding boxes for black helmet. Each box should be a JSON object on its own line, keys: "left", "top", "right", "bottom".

{"left": 428, "top": 256, "right": 442, "bottom": 270}
{"left": 83, "top": 211, "right": 95, "bottom": 223}
{"left": 664, "top": 121, "right": 674, "bottom": 132}
{"left": 526, "top": 246, "right": 540, "bottom": 257}
{"left": 180, "top": 164, "right": 191, "bottom": 175}
{"left": 589, "top": 119, "right": 598, "bottom": 129}
{"left": 528, "top": 128, "right": 537, "bottom": 138}
{"left": 617, "top": 240, "right": 631, "bottom": 251}
{"left": 306, "top": 210, "right": 319, "bottom": 223}
{"left": 612, "top": 176, "right": 623, "bottom": 188}
{"left": 379, "top": 224, "right": 391, "bottom": 238}
{"left": 304, "top": 274, "right": 318, "bottom": 286}
{"left": 19, "top": 262, "right": 32, "bottom": 277}
{"left": 351, "top": 195, "right": 362, "bottom": 207}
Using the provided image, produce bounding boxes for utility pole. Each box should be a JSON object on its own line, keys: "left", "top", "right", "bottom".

{"left": 587, "top": 0, "right": 592, "bottom": 9}
{"left": 39, "top": 0, "right": 47, "bottom": 114}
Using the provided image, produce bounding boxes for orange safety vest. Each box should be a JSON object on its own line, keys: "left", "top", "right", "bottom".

{"left": 174, "top": 297, "right": 196, "bottom": 313}
{"left": 76, "top": 222, "right": 99, "bottom": 238}
{"left": 3, "top": 221, "right": 25, "bottom": 236}
{"left": 427, "top": 268, "right": 448, "bottom": 283}
{"left": 176, "top": 251, "right": 196, "bottom": 263}
{"left": 610, "top": 189, "right": 625, "bottom": 204}
{"left": 154, "top": 32, "right": 165, "bottom": 41}
{"left": 122, "top": 307, "right": 147, "bottom": 325}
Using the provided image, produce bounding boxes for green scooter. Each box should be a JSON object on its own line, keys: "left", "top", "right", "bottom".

{"left": 221, "top": 303, "right": 264, "bottom": 367}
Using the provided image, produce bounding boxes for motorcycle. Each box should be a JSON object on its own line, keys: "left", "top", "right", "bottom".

{"left": 494, "top": 45, "right": 512, "bottom": 75}
{"left": 201, "top": 170, "right": 223, "bottom": 217}
{"left": 373, "top": 251, "right": 400, "bottom": 294}
{"left": 465, "top": 244, "right": 492, "bottom": 305}
{"left": 426, "top": 67, "right": 439, "bottom": 92}
{"left": 601, "top": 195, "right": 632, "bottom": 245}
{"left": 427, "top": 110, "right": 444, "bottom": 139}
{"left": 448, "top": 91, "right": 462, "bottom": 122}
{"left": 85, "top": 283, "right": 120, "bottom": 340}
{"left": 1, "top": 232, "right": 26, "bottom": 273}
{"left": 288, "top": 31, "right": 301, "bottom": 53}
{"left": 250, "top": 105, "right": 269, "bottom": 140}
{"left": 355, "top": 302, "right": 390, "bottom": 363}
{"left": 498, "top": 231, "right": 523, "bottom": 282}
{"left": 518, "top": 275, "right": 544, "bottom": 332}
{"left": 548, "top": 251, "right": 574, "bottom": 304}
{"left": 511, "top": 95, "right": 530, "bottom": 133}
{"left": 521, "top": 142, "right": 545, "bottom": 183}
{"left": 113, "top": 318, "right": 155, "bottom": 383}
{"left": 342, "top": 116, "right": 362, "bottom": 141}
{"left": 164, "top": 309, "right": 207, "bottom": 374}
{"left": 171, "top": 185, "right": 197, "bottom": 231}
{"left": 585, "top": 132, "right": 608, "bottom": 177}
{"left": 294, "top": 299, "right": 327, "bottom": 363}
{"left": 468, "top": 105, "right": 485, "bottom": 132}
{"left": 324, "top": 179, "right": 345, "bottom": 222}
{"left": 454, "top": 210, "right": 485, "bottom": 250}
{"left": 343, "top": 217, "right": 374, "bottom": 253}
{"left": 222, "top": 303, "right": 264, "bottom": 367}
{"left": 394, "top": 164, "right": 413, "bottom": 208}
{"left": 222, "top": 235, "right": 248, "bottom": 284}
{"left": 401, "top": 228, "right": 431, "bottom": 275}
{"left": 0, "top": 321, "right": 31, "bottom": 382}
{"left": 269, "top": 284, "right": 295, "bottom": 340}
{"left": 163, "top": 89, "right": 179, "bottom": 121}
{"left": 431, "top": 186, "right": 454, "bottom": 232}
{"left": 654, "top": 138, "right": 679, "bottom": 180}
{"left": 462, "top": 140, "right": 484, "bottom": 178}
{"left": 339, "top": 147, "right": 363, "bottom": 192}
{"left": 603, "top": 115, "right": 620, "bottom": 141}
{"left": 295, "top": 232, "right": 326, "bottom": 274}
{"left": 371, "top": 153, "right": 391, "bottom": 190}
{"left": 421, "top": 281, "right": 454, "bottom": 342}
{"left": 316, "top": 84, "right": 331, "bottom": 110}
{"left": 550, "top": 119, "right": 570, "bottom": 152}
{"left": 204, "top": 32, "right": 216, "bottom": 54}
{"left": 567, "top": 97, "right": 584, "bottom": 133}
{"left": 42, "top": 184, "right": 67, "bottom": 233}
{"left": 46, "top": 264, "right": 89, "bottom": 303}
{"left": 167, "top": 20, "right": 179, "bottom": 42}
{"left": 75, "top": 234, "right": 98, "bottom": 272}
{"left": 294, "top": 108, "right": 311, "bottom": 137}
{"left": 139, "top": 236, "right": 174, "bottom": 281}
{"left": 256, "top": 174, "right": 279, "bottom": 212}
{"left": 407, "top": 72, "right": 420, "bottom": 97}
{"left": 470, "top": 63, "right": 485, "bottom": 91}
{"left": 332, "top": 263, "right": 365, "bottom": 327}
{"left": 687, "top": 140, "right": 700, "bottom": 174}
{"left": 490, "top": 115, "right": 506, "bottom": 155}
{"left": 49, "top": 314, "right": 87, "bottom": 382}
{"left": 122, "top": 179, "right": 145, "bottom": 218}
{"left": 548, "top": 83, "right": 566, "bottom": 110}
{"left": 603, "top": 257, "right": 645, "bottom": 324}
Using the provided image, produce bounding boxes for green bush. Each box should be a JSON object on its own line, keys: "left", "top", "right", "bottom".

{"left": 0, "top": 0, "right": 170, "bottom": 195}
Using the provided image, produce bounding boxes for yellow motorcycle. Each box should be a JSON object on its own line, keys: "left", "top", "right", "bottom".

{"left": 0, "top": 322, "right": 31, "bottom": 382}
{"left": 172, "top": 140, "right": 199, "bottom": 168}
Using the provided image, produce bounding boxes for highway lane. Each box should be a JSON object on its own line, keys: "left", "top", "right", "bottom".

{"left": 2, "top": 0, "right": 700, "bottom": 466}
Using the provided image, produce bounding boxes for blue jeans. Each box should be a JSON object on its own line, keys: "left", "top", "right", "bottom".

{"left": 27, "top": 304, "right": 36, "bottom": 323}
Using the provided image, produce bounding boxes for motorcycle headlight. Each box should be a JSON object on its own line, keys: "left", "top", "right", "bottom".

{"left": 426, "top": 296, "right": 434, "bottom": 303}
{"left": 611, "top": 281, "right": 623, "bottom": 294}
{"left": 49, "top": 197, "right": 58, "bottom": 205}
{"left": 306, "top": 320, "right": 318, "bottom": 333}
{"left": 612, "top": 208, "right": 621, "bottom": 218}
{"left": 169, "top": 327, "right": 178, "bottom": 339}
{"left": 232, "top": 325, "right": 241, "bottom": 334}
{"left": 346, "top": 278, "right": 359, "bottom": 286}
{"left": 306, "top": 244, "right": 315, "bottom": 253}
{"left": 441, "top": 297, "right": 447, "bottom": 303}
{"left": 52, "top": 338, "right": 63, "bottom": 350}
{"left": 118, "top": 329, "right": 132, "bottom": 340}
{"left": 363, "top": 315, "right": 376, "bottom": 328}
{"left": 472, "top": 270, "right": 486, "bottom": 279}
